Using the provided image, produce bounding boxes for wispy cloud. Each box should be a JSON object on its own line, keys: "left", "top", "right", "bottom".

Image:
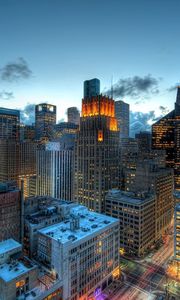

{"left": 0, "top": 90, "right": 14, "bottom": 100}
{"left": 105, "top": 74, "right": 160, "bottom": 99}
{"left": 0, "top": 57, "right": 32, "bottom": 82}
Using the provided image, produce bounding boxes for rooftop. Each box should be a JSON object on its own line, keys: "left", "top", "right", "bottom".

{"left": 39, "top": 205, "right": 119, "bottom": 244}
{"left": 106, "top": 189, "right": 154, "bottom": 205}
{"left": 0, "top": 107, "right": 20, "bottom": 117}
{"left": 0, "top": 239, "right": 21, "bottom": 255}
{"left": 0, "top": 260, "right": 34, "bottom": 282}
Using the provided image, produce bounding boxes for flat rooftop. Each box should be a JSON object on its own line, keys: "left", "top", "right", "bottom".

{"left": 0, "top": 239, "right": 21, "bottom": 255}
{"left": 0, "top": 261, "right": 33, "bottom": 282}
{"left": 106, "top": 189, "right": 154, "bottom": 205}
{"left": 39, "top": 206, "right": 119, "bottom": 244}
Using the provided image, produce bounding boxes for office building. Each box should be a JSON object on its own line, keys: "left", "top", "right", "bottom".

{"left": 115, "top": 100, "right": 129, "bottom": 138}
{"left": 67, "top": 107, "right": 80, "bottom": 125}
{"left": 0, "top": 107, "right": 20, "bottom": 140}
{"left": 20, "top": 124, "right": 35, "bottom": 141}
{"left": 0, "top": 239, "right": 38, "bottom": 300}
{"left": 84, "top": 78, "right": 100, "bottom": 98}
{"left": 74, "top": 94, "right": 119, "bottom": 212}
{"left": 152, "top": 86, "right": 180, "bottom": 189}
{"left": 0, "top": 239, "right": 63, "bottom": 300}
{"left": 24, "top": 196, "right": 77, "bottom": 257}
{"left": 174, "top": 203, "right": 180, "bottom": 262}
{"left": 0, "top": 139, "right": 19, "bottom": 183}
{"left": 135, "top": 131, "right": 152, "bottom": 154}
{"left": 35, "top": 103, "right": 56, "bottom": 141}
{"left": 36, "top": 142, "right": 74, "bottom": 200}
{"left": 0, "top": 183, "right": 21, "bottom": 242}
{"left": 37, "top": 205, "right": 120, "bottom": 300}
{"left": 105, "top": 190, "right": 155, "bottom": 256}
{"left": 18, "top": 141, "right": 37, "bottom": 198}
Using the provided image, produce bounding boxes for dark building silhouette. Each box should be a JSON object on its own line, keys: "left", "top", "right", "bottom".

{"left": 152, "top": 87, "right": 180, "bottom": 189}
{"left": 136, "top": 131, "right": 152, "bottom": 154}
{"left": 84, "top": 78, "right": 100, "bottom": 98}
{"left": 67, "top": 107, "right": 80, "bottom": 125}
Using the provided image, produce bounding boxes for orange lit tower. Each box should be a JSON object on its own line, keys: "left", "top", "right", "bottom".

{"left": 74, "top": 94, "right": 120, "bottom": 213}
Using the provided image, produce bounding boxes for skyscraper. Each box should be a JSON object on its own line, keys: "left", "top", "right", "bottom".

{"left": 67, "top": 106, "right": 80, "bottom": 125}
{"left": 84, "top": 78, "right": 100, "bottom": 98}
{"left": 115, "top": 100, "right": 129, "bottom": 138}
{"left": 135, "top": 131, "right": 152, "bottom": 154}
{"left": 36, "top": 142, "right": 74, "bottom": 200}
{"left": 74, "top": 93, "right": 120, "bottom": 212}
{"left": 152, "top": 86, "right": 180, "bottom": 189}
{"left": 0, "top": 107, "right": 20, "bottom": 139}
{"left": 35, "top": 103, "right": 56, "bottom": 141}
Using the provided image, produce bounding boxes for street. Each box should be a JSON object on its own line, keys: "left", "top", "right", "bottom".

{"left": 102, "top": 233, "right": 180, "bottom": 300}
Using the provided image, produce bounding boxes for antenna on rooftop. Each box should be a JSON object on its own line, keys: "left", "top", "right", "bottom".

{"left": 111, "top": 76, "right": 113, "bottom": 99}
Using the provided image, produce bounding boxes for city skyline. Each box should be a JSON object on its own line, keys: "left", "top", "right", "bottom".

{"left": 0, "top": 0, "right": 180, "bottom": 124}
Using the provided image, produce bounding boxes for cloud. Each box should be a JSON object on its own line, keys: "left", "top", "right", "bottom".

{"left": 0, "top": 57, "right": 32, "bottom": 82}
{"left": 130, "top": 106, "right": 169, "bottom": 137}
{"left": 20, "top": 103, "right": 35, "bottom": 125}
{"left": 105, "top": 75, "right": 160, "bottom": 99}
{"left": 0, "top": 90, "right": 14, "bottom": 100}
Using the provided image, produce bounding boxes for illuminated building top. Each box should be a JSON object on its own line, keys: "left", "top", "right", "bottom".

{"left": 82, "top": 95, "right": 115, "bottom": 117}
{"left": 81, "top": 95, "right": 118, "bottom": 131}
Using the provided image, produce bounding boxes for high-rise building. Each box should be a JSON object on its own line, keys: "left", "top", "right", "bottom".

{"left": 0, "top": 182, "right": 21, "bottom": 242}
{"left": 0, "top": 139, "right": 19, "bottom": 183}
{"left": 67, "top": 107, "right": 80, "bottom": 125}
{"left": 115, "top": 100, "right": 129, "bottom": 138}
{"left": 84, "top": 78, "right": 100, "bottom": 98}
{"left": 18, "top": 141, "right": 37, "bottom": 198}
{"left": 36, "top": 142, "right": 74, "bottom": 200}
{"left": 0, "top": 107, "right": 20, "bottom": 139}
{"left": 152, "top": 86, "right": 180, "bottom": 189}
{"left": 74, "top": 94, "right": 120, "bottom": 212}
{"left": 174, "top": 203, "right": 180, "bottom": 262}
{"left": 105, "top": 190, "right": 156, "bottom": 256}
{"left": 35, "top": 103, "right": 56, "bottom": 141}
{"left": 37, "top": 205, "right": 120, "bottom": 300}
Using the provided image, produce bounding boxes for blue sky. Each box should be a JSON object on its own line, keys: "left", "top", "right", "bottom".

{"left": 0, "top": 0, "right": 179, "bottom": 121}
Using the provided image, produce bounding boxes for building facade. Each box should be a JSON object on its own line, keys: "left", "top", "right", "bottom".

{"left": 0, "top": 107, "right": 20, "bottom": 140}
{"left": 0, "top": 183, "right": 21, "bottom": 242}
{"left": 74, "top": 94, "right": 120, "bottom": 212}
{"left": 174, "top": 204, "right": 180, "bottom": 262}
{"left": 37, "top": 205, "right": 120, "bottom": 300}
{"left": 84, "top": 78, "right": 100, "bottom": 98}
{"left": 152, "top": 86, "right": 180, "bottom": 189}
{"left": 115, "top": 100, "right": 129, "bottom": 139}
{"left": 36, "top": 142, "right": 74, "bottom": 200}
{"left": 67, "top": 107, "right": 80, "bottom": 125}
{"left": 105, "top": 190, "right": 155, "bottom": 256}
{"left": 35, "top": 103, "right": 56, "bottom": 141}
